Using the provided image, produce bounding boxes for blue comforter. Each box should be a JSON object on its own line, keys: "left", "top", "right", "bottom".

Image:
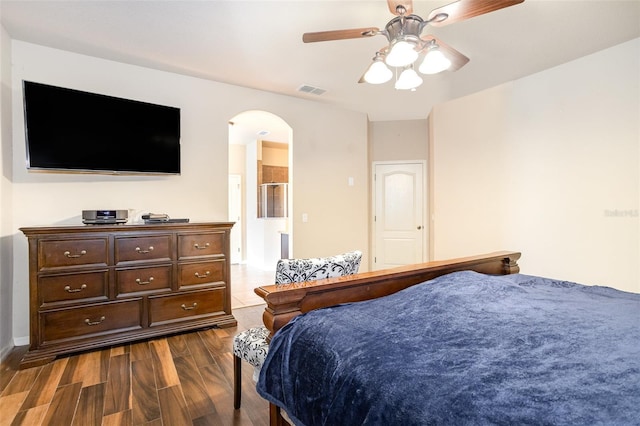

{"left": 257, "top": 272, "right": 640, "bottom": 425}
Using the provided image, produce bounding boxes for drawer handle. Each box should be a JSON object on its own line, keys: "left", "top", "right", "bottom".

{"left": 181, "top": 303, "right": 198, "bottom": 311}
{"left": 64, "top": 250, "right": 87, "bottom": 258}
{"left": 64, "top": 284, "right": 87, "bottom": 293}
{"left": 194, "top": 243, "right": 210, "bottom": 250}
{"left": 135, "top": 246, "right": 154, "bottom": 254}
{"left": 84, "top": 316, "right": 106, "bottom": 326}
{"left": 194, "top": 271, "right": 211, "bottom": 279}
{"left": 135, "top": 277, "right": 155, "bottom": 285}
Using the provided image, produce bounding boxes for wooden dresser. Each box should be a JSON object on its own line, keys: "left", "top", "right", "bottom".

{"left": 20, "top": 222, "right": 236, "bottom": 368}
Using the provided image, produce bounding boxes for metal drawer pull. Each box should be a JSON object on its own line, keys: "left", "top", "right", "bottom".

{"left": 181, "top": 303, "right": 198, "bottom": 311}
{"left": 84, "top": 316, "right": 106, "bottom": 326}
{"left": 194, "top": 271, "right": 211, "bottom": 279}
{"left": 194, "top": 242, "right": 210, "bottom": 250}
{"left": 64, "top": 284, "right": 87, "bottom": 293}
{"left": 135, "top": 277, "right": 155, "bottom": 285}
{"left": 135, "top": 246, "right": 154, "bottom": 254}
{"left": 64, "top": 250, "right": 87, "bottom": 258}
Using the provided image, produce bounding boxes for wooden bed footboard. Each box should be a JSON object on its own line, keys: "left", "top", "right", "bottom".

{"left": 255, "top": 251, "right": 520, "bottom": 426}
{"left": 254, "top": 251, "right": 521, "bottom": 426}
{"left": 255, "top": 251, "right": 521, "bottom": 340}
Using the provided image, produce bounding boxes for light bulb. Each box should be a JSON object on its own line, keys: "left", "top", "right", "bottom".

{"left": 419, "top": 47, "right": 451, "bottom": 75}
{"left": 395, "top": 67, "right": 423, "bottom": 90}
{"left": 364, "top": 60, "right": 393, "bottom": 84}
{"left": 385, "top": 39, "right": 419, "bottom": 68}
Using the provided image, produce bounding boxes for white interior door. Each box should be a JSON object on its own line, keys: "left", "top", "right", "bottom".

{"left": 373, "top": 161, "right": 426, "bottom": 270}
{"left": 228, "top": 174, "right": 242, "bottom": 264}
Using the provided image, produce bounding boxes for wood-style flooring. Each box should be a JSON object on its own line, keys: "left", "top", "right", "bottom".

{"left": 0, "top": 264, "right": 276, "bottom": 426}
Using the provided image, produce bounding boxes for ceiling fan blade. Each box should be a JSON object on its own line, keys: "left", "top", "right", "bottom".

{"left": 421, "top": 35, "right": 470, "bottom": 71}
{"left": 302, "top": 28, "right": 379, "bottom": 43}
{"left": 427, "top": 0, "right": 524, "bottom": 27}
{"left": 387, "top": 0, "right": 413, "bottom": 15}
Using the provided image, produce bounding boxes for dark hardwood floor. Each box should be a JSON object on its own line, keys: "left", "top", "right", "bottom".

{"left": 0, "top": 304, "right": 269, "bottom": 426}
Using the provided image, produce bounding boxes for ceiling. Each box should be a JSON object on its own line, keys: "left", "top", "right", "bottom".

{"left": 2, "top": 0, "right": 639, "bottom": 137}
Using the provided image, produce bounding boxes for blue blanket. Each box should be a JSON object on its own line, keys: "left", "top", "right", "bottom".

{"left": 257, "top": 271, "right": 640, "bottom": 425}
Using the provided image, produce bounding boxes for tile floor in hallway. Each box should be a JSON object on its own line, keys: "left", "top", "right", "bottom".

{"left": 230, "top": 263, "right": 275, "bottom": 309}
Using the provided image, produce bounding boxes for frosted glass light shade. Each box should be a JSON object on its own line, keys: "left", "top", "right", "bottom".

{"left": 364, "top": 60, "right": 393, "bottom": 84}
{"left": 419, "top": 48, "right": 451, "bottom": 74}
{"left": 395, "top": 68, "right": 423, "bottom": 90}
{"left": 385, "top": 40, "right": 419, "bottom": 68}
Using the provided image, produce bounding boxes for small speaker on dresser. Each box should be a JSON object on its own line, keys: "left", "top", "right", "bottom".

{"left": 82, "top": 210, "right": 128, "bottom": 224}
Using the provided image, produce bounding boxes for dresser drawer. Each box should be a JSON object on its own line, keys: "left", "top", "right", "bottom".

{"left": 178, "top": 232, "right": 225, "bottom": 259}
{"left": 116, "top": 265, "right": 172, "bottom": 295}
{"left": 38, "top": 271, "right": 109, "bottom": 306}
{"left": 39, "top": 239, "right": 108, "bottom": 269}
{"left": 148, "top": 288, "right": 225, "bottom": 326}
{"left": 41, "top": 299, "right": 142, "bottom": 344}
{"left": 178, "top": 260, "right": 225, "bottom": 288}
{"left": 115, "top": 235, "right": 172, "bottom": 264}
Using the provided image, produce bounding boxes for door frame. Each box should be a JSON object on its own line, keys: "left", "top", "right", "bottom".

{"left": 371, "top": 160, "right": 428, "bottom": 270}
{"left": 228, "top": 174, "right": 242, "bottom": 264}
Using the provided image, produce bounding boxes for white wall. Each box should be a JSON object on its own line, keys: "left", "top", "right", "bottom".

{"left": 0, "top": 25, "right": 14, "bottom": 359}
{"left": 370, "top": 119, "right": 428, "bottom": 162}
{"left": 7, "top": 41, "right": 369, "bottom": 346}
{"left": 229, "top": 143, "right": 247, "bottom": 261}
{"left": 245, "top": 140, "right": 260, "bottom": 266}
{"left": 431, "top": 38, "right": 639, "bottom": 293}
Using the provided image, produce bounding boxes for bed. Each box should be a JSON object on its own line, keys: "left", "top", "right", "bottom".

{"left": 253, "top": 251, "right": 640, "bottom": 425}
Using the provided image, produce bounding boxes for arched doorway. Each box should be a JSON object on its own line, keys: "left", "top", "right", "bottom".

{"left": 228, "top": 110, "right": 292, "bottom": 270}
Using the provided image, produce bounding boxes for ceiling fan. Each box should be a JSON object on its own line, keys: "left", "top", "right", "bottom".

{"left": 302, "top": 0, "right": 524, "bottom": 90}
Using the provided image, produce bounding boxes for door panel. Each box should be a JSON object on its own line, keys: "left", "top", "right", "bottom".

{"left": 373, "top": 162, "right": 426, "bottom": 270}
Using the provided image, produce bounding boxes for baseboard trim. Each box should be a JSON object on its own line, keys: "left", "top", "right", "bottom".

{"left": 14, "top": 336, "right": 29, "bottom": 346}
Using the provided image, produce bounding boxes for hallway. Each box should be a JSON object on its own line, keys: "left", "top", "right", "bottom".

{"left": 230, "top": 264, "right": 274, "bottom": 309}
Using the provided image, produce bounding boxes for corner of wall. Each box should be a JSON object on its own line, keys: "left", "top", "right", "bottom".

{"left": 0, "top": 24, "right": 16, "bottom": 361}
{"left": 427, "top": 111, "right": 435, "bottom": 261}
{"left": 366, "top": 118, "right": 373, "bottom": 270}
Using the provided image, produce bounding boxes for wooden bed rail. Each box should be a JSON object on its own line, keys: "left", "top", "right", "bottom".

{"left": 255, "top": 251, "right": 521, "bottom": 339}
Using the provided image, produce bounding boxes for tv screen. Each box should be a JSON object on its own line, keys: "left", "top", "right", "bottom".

{"left": 23, "top": 81, "right": 181, "bottom": 175}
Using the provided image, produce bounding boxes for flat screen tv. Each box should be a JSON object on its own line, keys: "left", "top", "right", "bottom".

{"left": 23, "top": 81, "right": 181, "bottom": 175}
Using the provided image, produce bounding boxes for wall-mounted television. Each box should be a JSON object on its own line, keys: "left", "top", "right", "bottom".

{"left": 23, "top": 81, "right": 181, "bottom": 175}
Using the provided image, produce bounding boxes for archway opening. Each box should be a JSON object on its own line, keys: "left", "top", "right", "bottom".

{"left": 228, "top": 110, "right": 293, "bottom": 271}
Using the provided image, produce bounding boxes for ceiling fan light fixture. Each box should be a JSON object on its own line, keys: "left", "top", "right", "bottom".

{"left": 395, "top": 66, "right": 423, "bottom": 90}
{"left": 385, "top": 38, "right": 419, "bottom": 67}
{"left": 419, "top": 45, "right": 452, "bottom": 75}
{"left": 303, "top": 0, "right": 525, "bottom": 90}
{"left": 364, "top": 57, "right": 393, "bottom": 84}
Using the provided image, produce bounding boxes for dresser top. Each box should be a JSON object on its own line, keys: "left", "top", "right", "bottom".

{"left": 20, "top": 222, "right": 235, "bottom": 236}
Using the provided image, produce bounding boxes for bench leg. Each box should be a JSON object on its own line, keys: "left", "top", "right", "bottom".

{"left": 234, "top": 354, "right": 242, "bottom": 409}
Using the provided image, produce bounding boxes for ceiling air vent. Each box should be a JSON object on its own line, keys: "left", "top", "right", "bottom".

{"left": 297, "top": 84, "right": 326, "bottom": 96}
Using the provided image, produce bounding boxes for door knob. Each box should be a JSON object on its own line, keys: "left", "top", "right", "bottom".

{"left": 417, "top": 226, "right": 422, "bottom": 230}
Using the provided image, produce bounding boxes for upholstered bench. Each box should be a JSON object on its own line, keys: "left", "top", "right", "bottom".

{"left": 233, "top": 250, "right": 362, "bottom": 408}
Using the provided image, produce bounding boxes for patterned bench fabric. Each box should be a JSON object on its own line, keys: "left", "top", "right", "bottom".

{"left": 233, "top": 324, "right": 270, "bottom": 380}
{"left": 275, "top": 250, "right": 362, "bottom": 286}
{"left": 233, "top": 251, "right": 362, "bottom": 379}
